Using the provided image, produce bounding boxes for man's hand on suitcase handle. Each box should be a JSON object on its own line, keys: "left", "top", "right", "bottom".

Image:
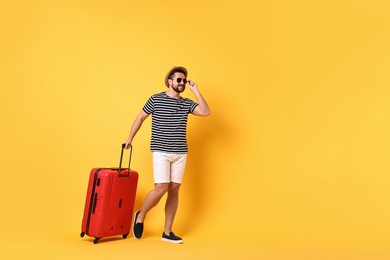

{"left": 124, "top": 140, "right": 132, "bottom": 150}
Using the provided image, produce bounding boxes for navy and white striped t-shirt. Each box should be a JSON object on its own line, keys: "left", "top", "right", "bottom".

{"left": 143, "top": 92, "right": 198, "bottom": 153}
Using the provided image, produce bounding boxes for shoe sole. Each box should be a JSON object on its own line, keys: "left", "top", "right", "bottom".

{"left": 132, "top": 211, "right": 141, "bottom": 239}
{"left": 162, "top": 238, "right": 183, "bottom": 244}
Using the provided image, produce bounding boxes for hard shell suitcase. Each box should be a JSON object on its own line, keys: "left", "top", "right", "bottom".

{"left": 81, "top": 144, "right": 138, "bottom": 244}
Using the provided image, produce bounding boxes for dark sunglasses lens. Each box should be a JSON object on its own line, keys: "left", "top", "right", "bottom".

{"left": 176, "top": 78, "right": 187, "bottom": 84}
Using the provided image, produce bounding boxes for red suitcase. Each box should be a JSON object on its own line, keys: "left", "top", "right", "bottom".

{"left": 81, "top": 144, "right": 138, "bottom": 244}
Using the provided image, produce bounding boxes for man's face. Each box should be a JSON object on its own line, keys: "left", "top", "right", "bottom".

{"left": 170, "top": 72, "right": 187, "bottom": 93}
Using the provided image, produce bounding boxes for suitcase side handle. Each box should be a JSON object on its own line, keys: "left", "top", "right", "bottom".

{"left": 118, "top": 143, "right": 132, "bottom": 177}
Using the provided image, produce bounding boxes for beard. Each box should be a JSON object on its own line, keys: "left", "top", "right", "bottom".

{"left": 172, "top": 84, "right": 185, "bottom": 93}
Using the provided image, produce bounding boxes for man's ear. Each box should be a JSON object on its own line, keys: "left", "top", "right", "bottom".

{"left": 167, "top": 78, "right": 172, "bottom": 87}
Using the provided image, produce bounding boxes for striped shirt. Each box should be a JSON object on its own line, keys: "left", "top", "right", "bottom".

{"left": 143, "top": 92, "right": 199, "bottom": 153}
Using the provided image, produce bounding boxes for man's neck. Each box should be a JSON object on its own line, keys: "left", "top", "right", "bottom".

{"left": 166, "top": 88, "right": 181, "bottom": 99}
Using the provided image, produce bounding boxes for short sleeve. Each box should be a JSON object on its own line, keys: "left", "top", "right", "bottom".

{"left": 189, "top": 100, "right": 199, "bottom": 114}
{"left": 142, "top": 96, "right": 154, "bottom": 114}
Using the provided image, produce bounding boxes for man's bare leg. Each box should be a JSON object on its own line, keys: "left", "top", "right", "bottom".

{"left": 137, "top": 183, "right": 169, "bottom": 223}
{"left": 164, "top": 182, "right": 181, "bottom": 235}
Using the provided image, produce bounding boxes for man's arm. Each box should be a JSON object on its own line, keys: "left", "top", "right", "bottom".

{"left": 188, "top": 81, "right": 211, "bottom": 117}
{"left": 124, "top": 110, "right": 150, "bottom": 149}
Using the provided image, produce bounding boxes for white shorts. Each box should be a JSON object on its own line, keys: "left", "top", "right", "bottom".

{"left": 152, "top": 152, "right": 188, "bottom": 184}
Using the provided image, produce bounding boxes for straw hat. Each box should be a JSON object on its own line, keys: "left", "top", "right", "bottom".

{"left": 165, "top": 66, "right": 188, "bottom": 87}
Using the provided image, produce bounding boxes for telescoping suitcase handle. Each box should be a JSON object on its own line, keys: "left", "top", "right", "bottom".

{"left": 118, "top": 143, "right": 132, "bottom": 177}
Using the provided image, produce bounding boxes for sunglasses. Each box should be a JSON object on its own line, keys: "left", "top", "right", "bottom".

{"left": 175, "top": 78, "right": 187, "bottom": 84}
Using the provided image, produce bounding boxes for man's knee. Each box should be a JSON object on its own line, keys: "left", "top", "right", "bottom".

{"left": 154, "top": 183, "right": 169, "bottom": 196}
{"left": 168, "top": 182, "right": 181, "bottom": 195}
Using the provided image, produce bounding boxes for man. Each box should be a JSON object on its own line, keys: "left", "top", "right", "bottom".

{"left": 124, "top": 66, "right": 210, "bottom": 244}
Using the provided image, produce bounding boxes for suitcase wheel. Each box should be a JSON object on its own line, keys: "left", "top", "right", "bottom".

{"left": 80, "top": 232, "right": 85, "bottom": 238}
{"left": 123, "top": 234, "right": 128, "bottom": 239}
{"left": 93, "top": 238, "right": 100, "bottom": 244}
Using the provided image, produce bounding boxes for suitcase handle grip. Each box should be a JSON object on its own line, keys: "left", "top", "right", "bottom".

{"left": 118, "top": 143, "right": 132, "bottom": 176}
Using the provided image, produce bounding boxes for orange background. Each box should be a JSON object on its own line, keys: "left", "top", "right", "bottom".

{"left": 1, "top": 0, "right": 390, "bottom": 259}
